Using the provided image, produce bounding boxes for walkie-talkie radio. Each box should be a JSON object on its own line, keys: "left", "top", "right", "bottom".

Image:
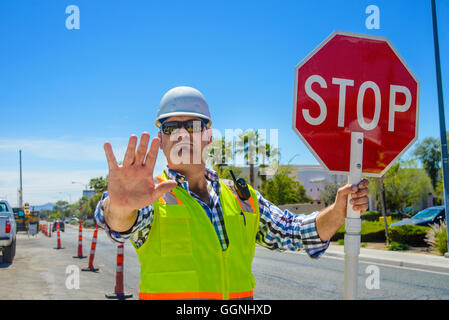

{"left": 229, "top": 170, "right": 251, "bottom": 201}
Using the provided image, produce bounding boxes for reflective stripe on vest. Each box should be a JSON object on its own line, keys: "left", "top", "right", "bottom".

{"left": 156, "top": 176, "right": 183, "bottom": 205}
{"left": 134, "top": 172, "right": 260, "bottom": 300}
{"left": 138, "top": 290, "right": 253, "bottom": 300}
{"left": 222, "top": 183, "right": 255, "bottom": 213}
{"left": 139, "top": 292, "right": 222, "bottom": 300}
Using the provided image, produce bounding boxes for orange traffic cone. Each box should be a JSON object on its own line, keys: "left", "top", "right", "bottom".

{"left": 105, "top": 244, "right": 132, "bottom": 300}
{"left": 73, "top": 220, "right": 86, "bottom": 259}
{"left": 82, "top": 224, "right": 99, "bottom": 272}
{"left": 54, "top": 220, "right": 64, "bottom": 249}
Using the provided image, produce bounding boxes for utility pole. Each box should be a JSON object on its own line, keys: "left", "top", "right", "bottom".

{"left": 431, "top": 0, "right": 449, "bottom": 258}
{"left": 377, "top": 177, "right": 389, "bottom": 245}
{"left": 19, "top": 149, "right": 23, "bottom": 207}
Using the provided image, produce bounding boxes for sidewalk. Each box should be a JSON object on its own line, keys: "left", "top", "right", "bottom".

{"left": 324, "top": 244, "right": 449, "bottom": 274}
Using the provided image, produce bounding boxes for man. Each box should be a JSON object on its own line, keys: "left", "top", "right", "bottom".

{"left": 95, "top": 86, "right": 370, "bottom": 300}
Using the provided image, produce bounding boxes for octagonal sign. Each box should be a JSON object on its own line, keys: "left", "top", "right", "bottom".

{"left": 292, "top": 31, "right": 419, "bottom": 177}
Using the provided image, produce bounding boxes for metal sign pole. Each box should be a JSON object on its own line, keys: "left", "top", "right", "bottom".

{"left": 344, "top": 132, "right": 364, "bottom": 299}
{"left": 431, "top": 0, "right": 449, "bottom": 258}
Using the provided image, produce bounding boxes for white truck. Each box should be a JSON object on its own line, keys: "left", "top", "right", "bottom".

{"left": 0, "top": 200, "right": 17, "bottom": 263}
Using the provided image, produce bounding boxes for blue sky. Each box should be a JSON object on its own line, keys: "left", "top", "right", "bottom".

{"left": 0, "top": 0, "right": 448, "bottom": 205}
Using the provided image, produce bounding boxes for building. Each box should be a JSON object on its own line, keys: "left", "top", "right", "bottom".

{"left": 239, "top": 164, "right": 346, "bottom": 202}
{"left": 82, "top": 190, "right": 95, "bottom": 200}
{"left": 234, "top": 164, "right": 379, "bottom": 214}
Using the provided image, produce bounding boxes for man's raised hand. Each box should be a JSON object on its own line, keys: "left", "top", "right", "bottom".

{"left": 103, "top": 132, "right": 177, "bottom": 231}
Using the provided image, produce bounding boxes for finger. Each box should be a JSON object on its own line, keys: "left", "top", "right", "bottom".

{"left": 104, "top": 142, "right": 119, "bottom": 170}
{"left": 135, "top": 132, "right": 150, "bottom": 165}
{"left": 350, "top": 196, "right": 369, "bottom": 206}
{"left": 123, "top": 135, "right": 138, "bottom": 166}
{"left": 357, "top": 179, "right": 370, "bottom": 189}
{"left": 352, "top": 187, "right": 369, "bottom": 198}
{"left": 153, "top": 180, "right": 178, "bottom": 199}
{"left": 144, "top": 137, "right": 161, "bottom": 173}
{"left": 338, "top": 184, "right": 357, "bottom": 197}
{"left": 352, "top": 204, "right": 369, "bottom": 212}
{"left": 347, "top": 180, "right": 369, "bottom": 194}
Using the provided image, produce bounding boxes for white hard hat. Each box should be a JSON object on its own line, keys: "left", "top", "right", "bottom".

{"left": 155, "top": 86, "right": 212, "bottom": 128}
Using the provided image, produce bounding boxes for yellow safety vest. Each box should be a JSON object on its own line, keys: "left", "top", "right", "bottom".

{"left": 132, "top": 172, "right": 260, "bottom": 300}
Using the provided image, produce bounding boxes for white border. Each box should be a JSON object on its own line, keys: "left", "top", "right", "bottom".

{"left": 292, "top": 30, "right": 420, "bottom": 178}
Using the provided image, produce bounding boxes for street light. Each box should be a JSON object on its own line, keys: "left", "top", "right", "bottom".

{"left": 431, "top": 0, "right": 449, "bottom": 258}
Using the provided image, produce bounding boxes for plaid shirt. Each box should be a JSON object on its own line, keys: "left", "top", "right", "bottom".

{"left": 95, "top": 167, "right": 329, "bottom": 258}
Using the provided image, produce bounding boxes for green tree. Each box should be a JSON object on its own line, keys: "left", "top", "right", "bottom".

{"left": 71, "top": 196, "right": 89, "bottom": 218}
{"left": 49, "top": 211, "right": 61, "bottom": 220}
{"left": 370, "top": 160, "right": 433, "bottom": 214}
{"left": 52, "top": 200, "right": 71, "bottom": 218}
{"left": 320, "top": 180, "right": 345, "bottom": 207}
{"left": 213, "top": 165, "right": 243, "bottom": 181}
{"left": 85, "top": 193, "right": 102, "bottom": 219}
{"left": 258, "top": 143, "right": 280, "bottom": 184}
{"left": 259, "top": 167, "right": 310, "bottom": 205}
{"left": 207, "top": 137, "right": 233, "bottom": 168}
{"left": 89, "top": 176, "right": 108, "bottom": 194}
{"left": 413, "top": 137, "right": 441, "bottom": 190}
{"left": 235, "top": 130, "right": 279, "bottom": 187}
{"left": 236, "top": 130, "right": 261, "bottom": 186}
{"left": 436, "top": 168, "right": 444, "bottom": 205}
{"left": 66, "top": 175, "right": 109, "bottom": 220}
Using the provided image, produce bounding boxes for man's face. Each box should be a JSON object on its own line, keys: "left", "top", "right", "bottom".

{"left": 158, "top": 116, "right": 212, "bottom": 168}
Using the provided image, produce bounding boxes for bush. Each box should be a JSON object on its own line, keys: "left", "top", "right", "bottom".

{"left": 425, "top": 222, "right": 448, "bottom": 255}
{"left": 361, "top": 211, "right": 381, "bottom": 221}
{"left": 337, "top": 239, "right": 344, "bottom": 245}
{"left": 361, "top": 210, "right": 403, "bottom": 221}
{"left": 387, "top": 241, "right": 411, "bottom": 251}
{"left": 388, "top": 225, "right": 430, "bottom": 247}
{"left": 331, "top": 221, "right": 387, "bottom": 242}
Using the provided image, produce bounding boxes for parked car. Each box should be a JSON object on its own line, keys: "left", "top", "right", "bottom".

{"left": 0, "top": 200, "right": 17, "bottom": 264}
{"left": 52, "top": 220, "right": 65, "bottom": 232}
{"left": 390, "top": 206, "right": 446, "bottom": 228}
{"left": 68, "top": 217, "right": 79, "bottom": 224}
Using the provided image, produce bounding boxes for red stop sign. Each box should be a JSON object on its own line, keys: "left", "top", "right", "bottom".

{"left": 292, "top": 31, "right": 419, "bottom": 177}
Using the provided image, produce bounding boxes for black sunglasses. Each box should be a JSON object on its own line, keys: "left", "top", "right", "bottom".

{"left": 160, "top": 119, "right": 207, "bottom": 135}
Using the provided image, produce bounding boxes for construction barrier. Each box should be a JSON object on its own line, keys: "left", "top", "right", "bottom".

{"left": 42, "top": 224, "right": 48, "bottom": 236}
{"left": 73, "top": 220, "right": 87, "bottom": 259}
{"left": 54, "top": 220, "right": 64, "bottom": 249}
{"left": 48, "top": 222, "right": 51, "bottom": 237}
{"left": 105, "top": 244, "right": 132, "bottom": 300}
{"left": 82, "top": 224, "right": 99, "bottom": 272}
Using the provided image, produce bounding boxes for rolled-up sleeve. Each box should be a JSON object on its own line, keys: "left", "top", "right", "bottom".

{"left": 94, "top": 192, "right": 154, "bottom": 245}
{"left": 255, "top": 192, "right": 329, "bottom": 259}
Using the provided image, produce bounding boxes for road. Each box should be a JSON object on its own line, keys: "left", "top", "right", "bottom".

{"left": 0, "top": 222, "right": 448, "bottom": 300}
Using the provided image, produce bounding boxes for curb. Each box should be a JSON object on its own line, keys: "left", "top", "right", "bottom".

{"left": 324, "top": 250, "right": 449, "bottom": 274}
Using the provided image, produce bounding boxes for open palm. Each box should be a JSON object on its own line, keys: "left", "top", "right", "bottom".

{"left": 104, "top": 132, "right": 177, "bottom": 215}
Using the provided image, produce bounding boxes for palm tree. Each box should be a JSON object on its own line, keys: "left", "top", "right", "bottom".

{"left": 258, "top": 143, "right": 280, "bottom": 184}
{"left": 207, "top": 137, "right": 233, "bottom": 169}
{"left": 235, "top": 131, "right": 261, "bottom": 186}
